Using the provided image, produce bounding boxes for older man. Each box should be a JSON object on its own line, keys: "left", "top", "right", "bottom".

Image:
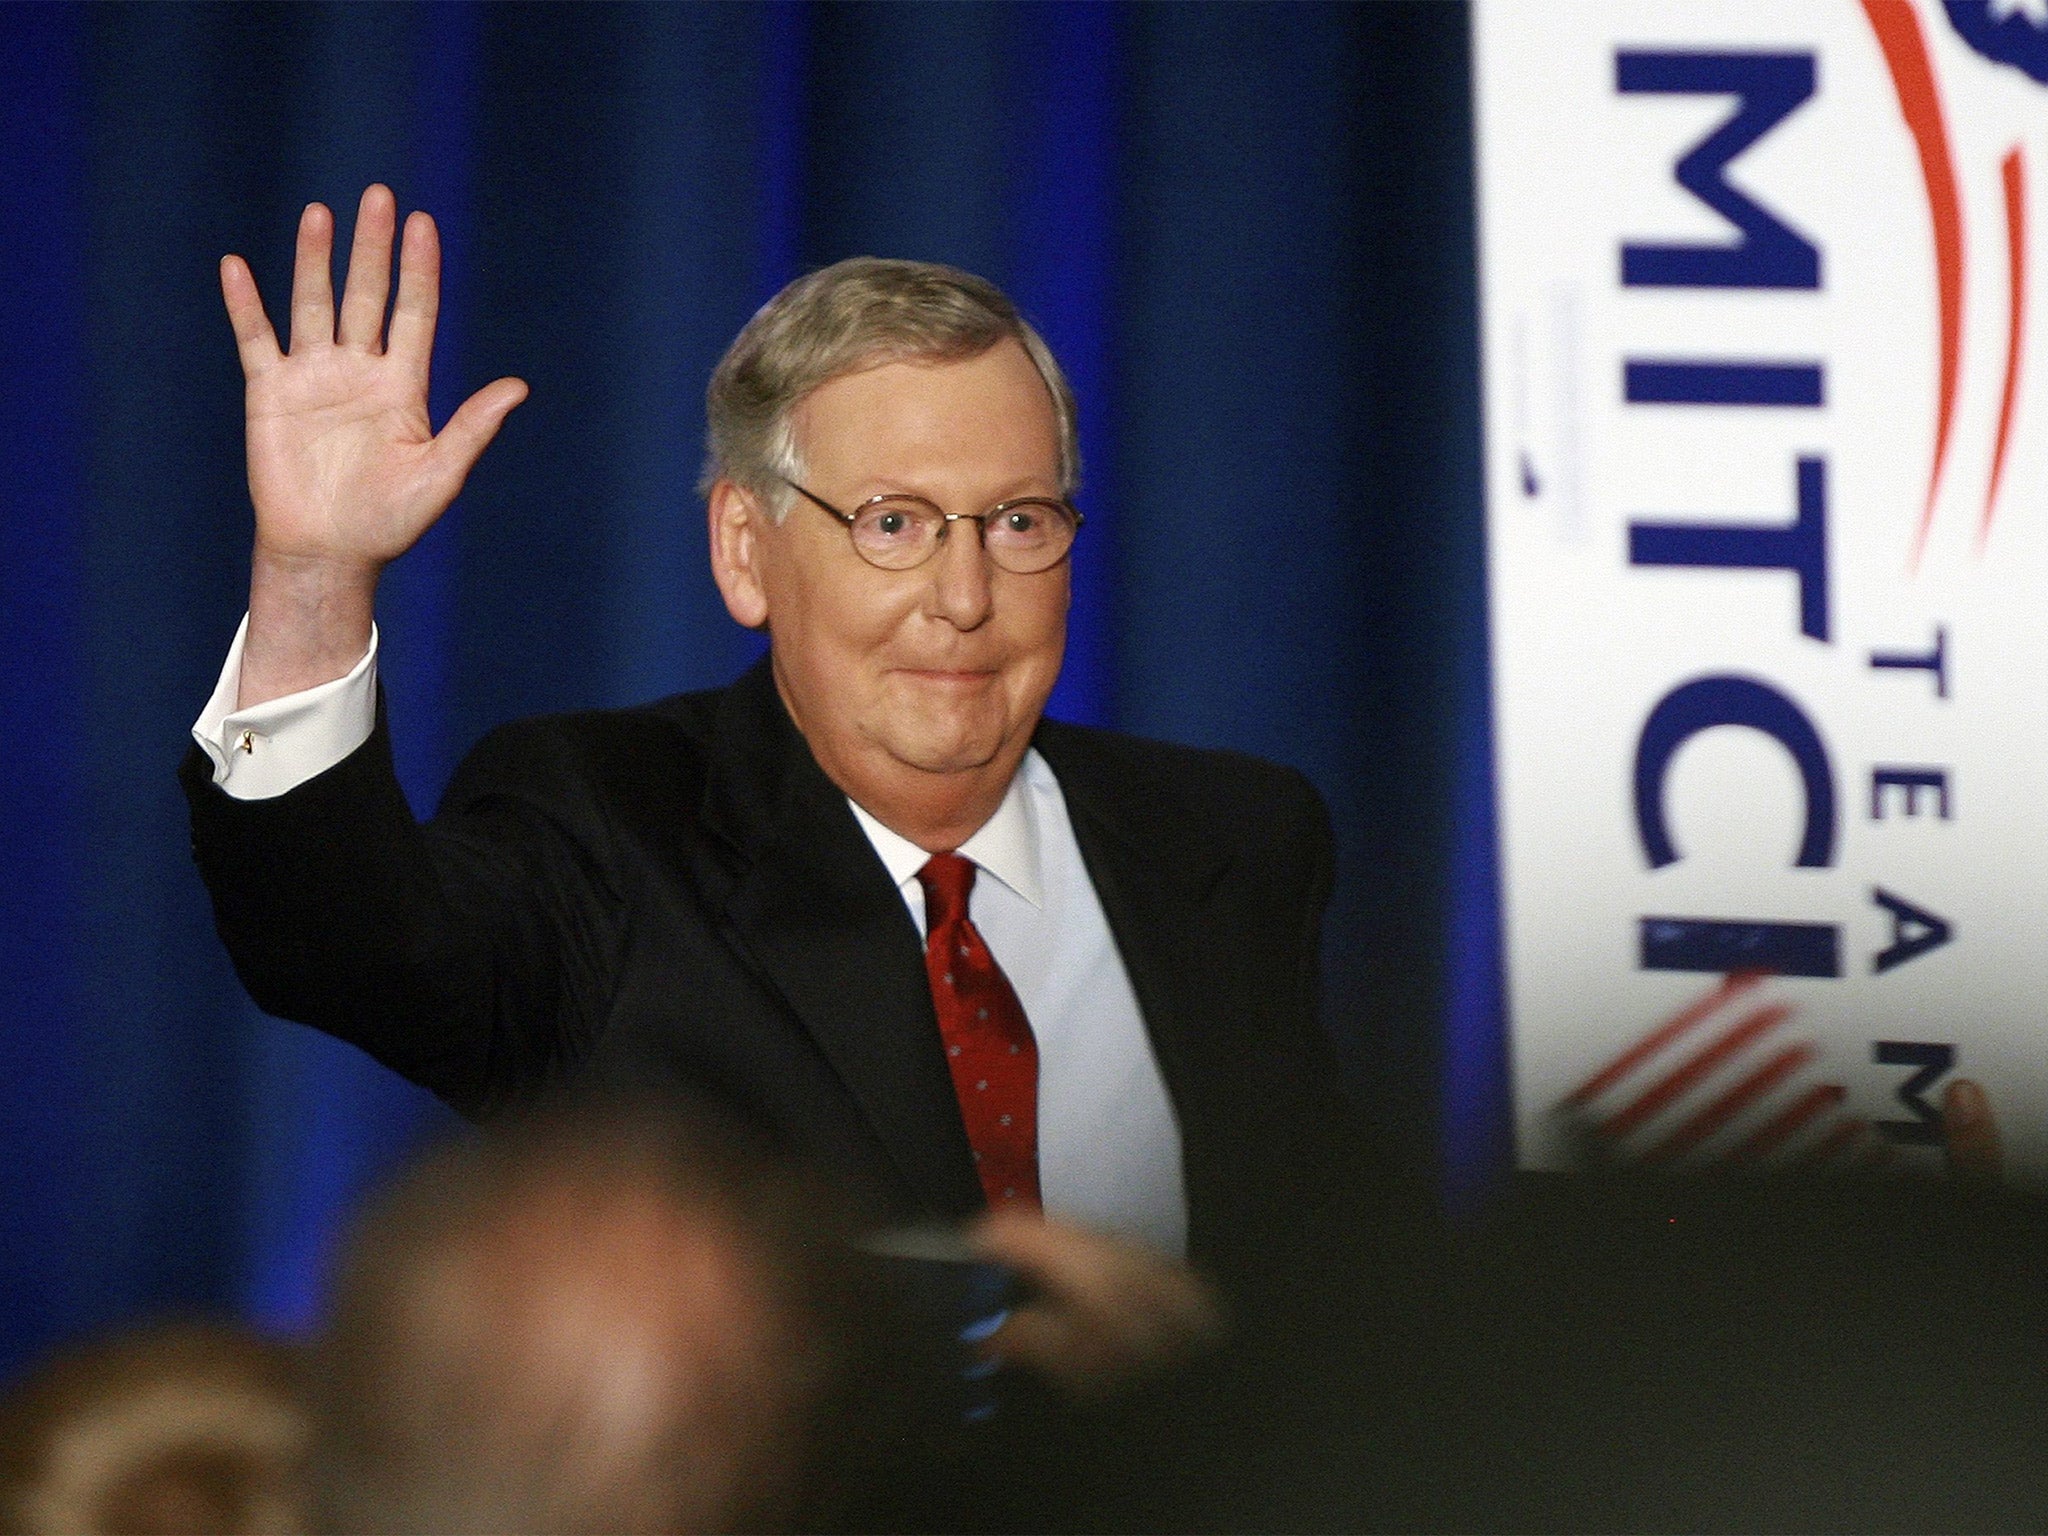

{"left": 182, "top": 186, "right": 1368, "bottom": 1345}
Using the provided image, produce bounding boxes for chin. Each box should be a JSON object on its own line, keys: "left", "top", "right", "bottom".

{"left": 898, "top": 739, "right": 1006, "bottom": 777}
{"left": 879, "top": 716, "right": 1010, "bottom": 776}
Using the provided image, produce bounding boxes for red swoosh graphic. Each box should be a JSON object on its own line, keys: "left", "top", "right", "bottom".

{"left": 1985, "top": 146, "right": 2027, "bottom": 548}
{"left": 1861, "top": 0, "right": 1964, "bottom": 570}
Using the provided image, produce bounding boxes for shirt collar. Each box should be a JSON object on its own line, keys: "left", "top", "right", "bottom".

{"left": 846, "top": 750, "right": 1046, "bottom": 910}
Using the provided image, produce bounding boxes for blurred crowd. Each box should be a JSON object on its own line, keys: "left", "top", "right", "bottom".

{"left": 6, "top": 1090, "right": 2048, "bottom": 1535}
{"left": 0, "top": 1093, "right": 1239, "bottom": 1535}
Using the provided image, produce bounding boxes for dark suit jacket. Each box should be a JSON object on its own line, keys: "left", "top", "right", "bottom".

{"left": 181, "top": 658, "right": 1368, "bottom": 1294}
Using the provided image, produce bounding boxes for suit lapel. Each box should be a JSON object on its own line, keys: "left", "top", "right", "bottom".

{"left": 1032, "top": 722, "right": 1233, "bottom": 1122}
{"left": 698, "top": 661, "right": 983, "bottom": 1221}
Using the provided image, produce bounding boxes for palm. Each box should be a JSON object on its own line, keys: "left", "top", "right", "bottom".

{"left": 222, "top": 186, "right": 525, "bottom": 575}
{"left": 246, "top": 352, "right": 441, "bottom": 563}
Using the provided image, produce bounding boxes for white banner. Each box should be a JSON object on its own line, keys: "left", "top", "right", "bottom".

{"left": 1477, "top": 1, "right": 2048, "bottom": 1172}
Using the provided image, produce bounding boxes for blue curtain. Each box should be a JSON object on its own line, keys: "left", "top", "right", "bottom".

{"left": 0, "top": 1, "right": 1497, "bottom": 1379}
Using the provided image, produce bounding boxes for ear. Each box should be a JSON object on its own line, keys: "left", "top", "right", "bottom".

{"left": 707, "top": 479, "right": 771, "bottom": 629}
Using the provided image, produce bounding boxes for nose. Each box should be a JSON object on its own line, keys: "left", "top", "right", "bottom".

{"left": 924, "top": 517, "right": 994, "bottom": 630}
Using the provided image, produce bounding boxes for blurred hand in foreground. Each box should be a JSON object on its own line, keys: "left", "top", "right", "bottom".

{"left": 1943, "top": 1076, "right": 2002, "bottom": 1187}
{"left": 967, "top": 1210, "right": 1225, "bottom": 1402}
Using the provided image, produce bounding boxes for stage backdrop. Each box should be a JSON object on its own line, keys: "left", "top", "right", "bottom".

{"left": 0, "top": 3, "right": 1493, "bottom": 1381}
{"left": 1478, "top": 1, "right": 2048, "bottom": 1172}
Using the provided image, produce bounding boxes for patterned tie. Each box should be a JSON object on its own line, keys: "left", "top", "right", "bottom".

{"left": 916, "top": 852, "right": 1041, "bottom": 1210}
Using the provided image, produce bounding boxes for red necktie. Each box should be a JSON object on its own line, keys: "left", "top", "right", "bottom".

{"left": 916, "top": 852, "right": 1041, "bottom": 1210}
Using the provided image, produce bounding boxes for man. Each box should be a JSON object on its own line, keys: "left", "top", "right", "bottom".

{"left": 309, "top": 1098, "right": 854, "bottom": 1534}
{"left": 182, "top": 185, "right": 1367, "bottom": 1353}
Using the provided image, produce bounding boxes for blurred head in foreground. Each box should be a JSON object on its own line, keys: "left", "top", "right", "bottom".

{"left": 310, "top": 1098, "right": 856, "bottom": 1535}
{"left": 0, "top": 1321, "right": 308, "bottom": 1535}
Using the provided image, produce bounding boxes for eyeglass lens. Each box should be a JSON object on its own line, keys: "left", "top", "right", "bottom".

{"left": 848, "top": 497, "right": 1075, "bottom": 573}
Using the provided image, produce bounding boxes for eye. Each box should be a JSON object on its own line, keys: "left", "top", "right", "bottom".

{"left": 991, "top": 503, "right": 1069, "bottom": 546}
{"left": 847, "top": 499, "right": 937, "bottom": 566}
{"left": 853, "top": 501, "right": 926, "bottom": 540}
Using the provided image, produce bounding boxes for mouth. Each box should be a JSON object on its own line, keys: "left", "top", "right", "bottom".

{"left": 892, "top": 666, "right": 998, "bottom": 688}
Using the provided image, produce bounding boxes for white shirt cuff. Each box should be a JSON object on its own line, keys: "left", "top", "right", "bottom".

{"left": 191, "top": 615, "right": 379, "bottom": 801}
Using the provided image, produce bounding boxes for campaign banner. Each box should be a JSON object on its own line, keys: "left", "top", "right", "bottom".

{"left": 1475, "top": 1, "right": 2048, "bottom": 1172}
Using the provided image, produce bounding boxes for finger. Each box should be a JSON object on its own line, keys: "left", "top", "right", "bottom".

{"left": 1943, "top": 1077, "right": 2003, "bottom": 1186}
{"left": 422, "top": 376, "right": 529, "bottom": 494}
{"left": 970, "top": 1212, "right": 1224, "bottom": 1353}
{"left": 288, "top": 201, "right": 337, "bottom": 354}
{"left": 971, "top": 1210, "right": 1133, "bottom": 1316}
{"left": 973, "top": 1210, "right": 1202, "bottom": 1320}
{"left": 387, "top": 209, "right": 441, "bottom": 382}
{"left": 1073, "top": 1261, "right": 1222, "bottom": 1361}
{"left": 336, "top": 184, "right": 397, "bottom": 351}
{"left": 984, "top": 1288, "right": 1201, "bottom": 1402}
{"left": 219, "top": 255, "right": 281, "bottom": 375}
{"left": 983, "top": 1304, "right": 1122, "bottom": 1398}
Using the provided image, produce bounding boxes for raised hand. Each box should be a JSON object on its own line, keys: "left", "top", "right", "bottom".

{"left": 222, "top": 185, "right": 527, "bottom": 706}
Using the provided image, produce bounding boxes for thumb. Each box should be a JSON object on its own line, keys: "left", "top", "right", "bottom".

{"left": 428, "top": 376, "right": 529, "bottom": 489}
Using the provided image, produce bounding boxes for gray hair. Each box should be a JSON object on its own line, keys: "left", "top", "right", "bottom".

{"left": 700, "top": 257, "right": 1081, "bottom": 516}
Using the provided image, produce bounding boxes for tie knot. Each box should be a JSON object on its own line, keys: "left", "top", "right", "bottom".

{"left": 916, "top": 851, "right": 976, "bottom": 931}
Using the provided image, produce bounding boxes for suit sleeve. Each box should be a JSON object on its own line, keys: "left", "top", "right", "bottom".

{"left": 180, "top": 699, "right": 628, "bottom": 1118}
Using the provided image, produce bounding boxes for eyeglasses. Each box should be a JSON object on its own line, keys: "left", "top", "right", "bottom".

{"left": 783, "top": 479, "right": 1082, "bottom": 575}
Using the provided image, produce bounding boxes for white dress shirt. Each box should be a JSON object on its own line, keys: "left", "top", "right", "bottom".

{"left": 193, "top": 623, "right": 1188, "bottom": 1255}
{"left": 848, "top": 757, "right": 1186, "bottom": 1256}
{"left": 193, "top": 614, "right": 382, "bottom": 797}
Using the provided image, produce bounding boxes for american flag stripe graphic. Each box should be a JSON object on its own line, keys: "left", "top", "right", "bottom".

{"left": 1566, "top": 970, "right": 1765, "bottom": 1106}
{"left": 1566, "top": 974, "right": 1866, "bottom": 1169}
{"left": 1641, "top": 1042, "right": 1817, "bottom": 1164}
{"left": 1725, "top": 1082, "right": 1847, "bottom": 1164}
{"left": 1598, "top": 1004, "right": 1794, "bottom": 1141}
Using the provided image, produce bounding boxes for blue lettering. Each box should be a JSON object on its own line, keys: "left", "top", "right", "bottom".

{"left": 1872, "top": 1040, "right": 1953, "bottom": 1145}
{"left": 1869, "top": 626, "right": 1950, "bottom": 699}
{"left": 1639, "top": 917, "right": 1841, "bottom": 976}
{"left": 1871, "top": 768, "right": 1951, "bottom": 821}
{"left": 1617, "top": 49, "right": 1821, "bottom": 289}
{"left": 1872, "top": 888, "right": 1953, "bottom": 974}
{"left": 1624, "top": 359, "right": 1823, "bottom": 406}
{"left": 1630, "top": 456, "right": 1829, "bottom": 641}
{"left": 1634, "top": 674, "right": 1837, "bottom": 869}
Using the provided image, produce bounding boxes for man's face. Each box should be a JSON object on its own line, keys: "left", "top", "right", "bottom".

{"left": 743, "top": 339, "right": 1069, "bottom": 810}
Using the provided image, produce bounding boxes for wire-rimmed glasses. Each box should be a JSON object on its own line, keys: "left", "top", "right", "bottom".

{"left": 783, "top": 479, "right": 1082, "bottom": 574}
